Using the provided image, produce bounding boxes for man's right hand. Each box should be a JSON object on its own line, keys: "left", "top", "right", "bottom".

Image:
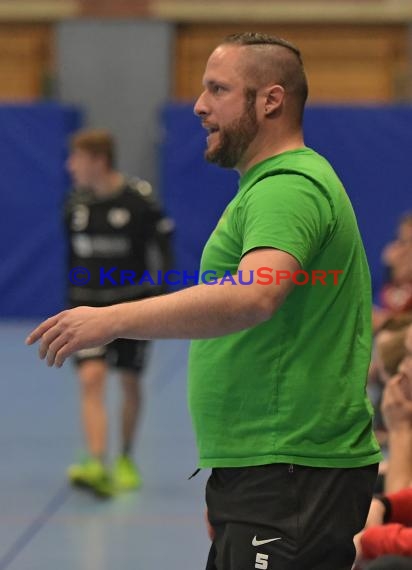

{"left": 25, "top": 305, "right": 117, "bottom": 368}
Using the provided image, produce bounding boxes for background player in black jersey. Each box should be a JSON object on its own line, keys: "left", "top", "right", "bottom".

{"left": 64, "top": 128, "right": 173, "bottom": 496}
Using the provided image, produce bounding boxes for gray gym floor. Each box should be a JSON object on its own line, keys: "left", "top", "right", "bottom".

{"left": 0, "top": 321, "right": 210, "bottom": 569}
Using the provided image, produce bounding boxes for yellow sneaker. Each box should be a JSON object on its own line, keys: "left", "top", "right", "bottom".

{"left": 67, "top": 457, "right": 114, "bottom": 498}
{"left": 112, "top": 456, "right": 142, "bottom": 491}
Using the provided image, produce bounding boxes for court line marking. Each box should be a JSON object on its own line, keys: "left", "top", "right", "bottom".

{"left": 0, "top": 483, "right": 72, "bottom": 570}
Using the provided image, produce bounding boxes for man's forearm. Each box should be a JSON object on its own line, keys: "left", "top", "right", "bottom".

{"left": 110, "top": 278, "right": 277, "bottom": 340}
{"left": 25, "top": 248, "right": 298, "bottom": 367}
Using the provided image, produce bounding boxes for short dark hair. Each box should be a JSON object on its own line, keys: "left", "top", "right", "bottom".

{"left": 69, "top": 128, "right": 116, "bottom": 169}
{"left": 222, "top": 32, "right": 309, "bottom": 124}
{"left": 223, "top": 32, "right": 303, "bottom": 62}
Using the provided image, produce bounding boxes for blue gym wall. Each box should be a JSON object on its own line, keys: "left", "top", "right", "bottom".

{"left": 0, "top": 103, "right": 410, "bottom": 318}
{"left": 0, "top": 104, "right": 82, "bottom": 318}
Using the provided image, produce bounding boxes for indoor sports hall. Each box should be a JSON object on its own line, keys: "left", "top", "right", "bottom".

{"left": 1, "top": 2, "right": 411, "bottom": 569}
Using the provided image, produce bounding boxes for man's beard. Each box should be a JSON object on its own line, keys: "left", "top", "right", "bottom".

{"left": 205, "top": 90, "right": 258, "bottom": 169}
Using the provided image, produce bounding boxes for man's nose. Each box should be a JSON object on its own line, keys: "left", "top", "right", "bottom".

{"left": 193, "top": 91, "right": 208, "bottom": 117}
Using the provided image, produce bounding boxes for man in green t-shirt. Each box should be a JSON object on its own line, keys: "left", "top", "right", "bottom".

{"left": 27, "top": 32, "right": 381, "bottom": 569}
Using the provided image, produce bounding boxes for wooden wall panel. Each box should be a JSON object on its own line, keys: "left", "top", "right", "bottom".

{"left": 0, "top": 24, "right": 53, "bottom": 101}
{"left": 174, "top": 24, "right": 410, "bottom": 102}
{"left": 79, "top": 0, "right": 150, "bottom": 18}
{"left": 0, "top": 1, "right": 79, "bottom": 21}
{"left": 1, "top": 0, "right": 412, "bottom": 24}
{"left": 152, "top": 0, "right": 412, "bottom": 25}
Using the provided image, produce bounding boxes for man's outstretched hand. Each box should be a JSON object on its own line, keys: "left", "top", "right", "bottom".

{"left": 25, "top": 306, "right": 116, "bottom": 368}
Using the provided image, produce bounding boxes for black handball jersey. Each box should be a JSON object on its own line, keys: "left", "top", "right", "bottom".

{"left": 65, "top": 178, "right": 173, "bottom": 307}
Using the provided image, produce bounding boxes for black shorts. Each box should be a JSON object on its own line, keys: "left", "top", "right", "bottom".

{"left": 205, "top": 462, "right": 378, "bottom": 570}
{"left": 73, "top": 338, "right": 148, "bottom": 372}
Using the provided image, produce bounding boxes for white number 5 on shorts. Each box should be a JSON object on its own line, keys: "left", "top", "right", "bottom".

{"left": 255, "top": 553, "right": 269, "bottom": 569}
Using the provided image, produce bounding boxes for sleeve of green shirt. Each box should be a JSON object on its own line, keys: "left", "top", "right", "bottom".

{"left": 240, "top": 174, "right": 333, "bottom": 268}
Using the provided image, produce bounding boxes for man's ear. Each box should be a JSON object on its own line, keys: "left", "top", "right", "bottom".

{"left": 264, "top": 84, "right": 285, "bottom": 116}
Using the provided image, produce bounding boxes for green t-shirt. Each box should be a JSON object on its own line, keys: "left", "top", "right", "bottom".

{"left": 188, "top": 148, "right": 382, "bottom": 469}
